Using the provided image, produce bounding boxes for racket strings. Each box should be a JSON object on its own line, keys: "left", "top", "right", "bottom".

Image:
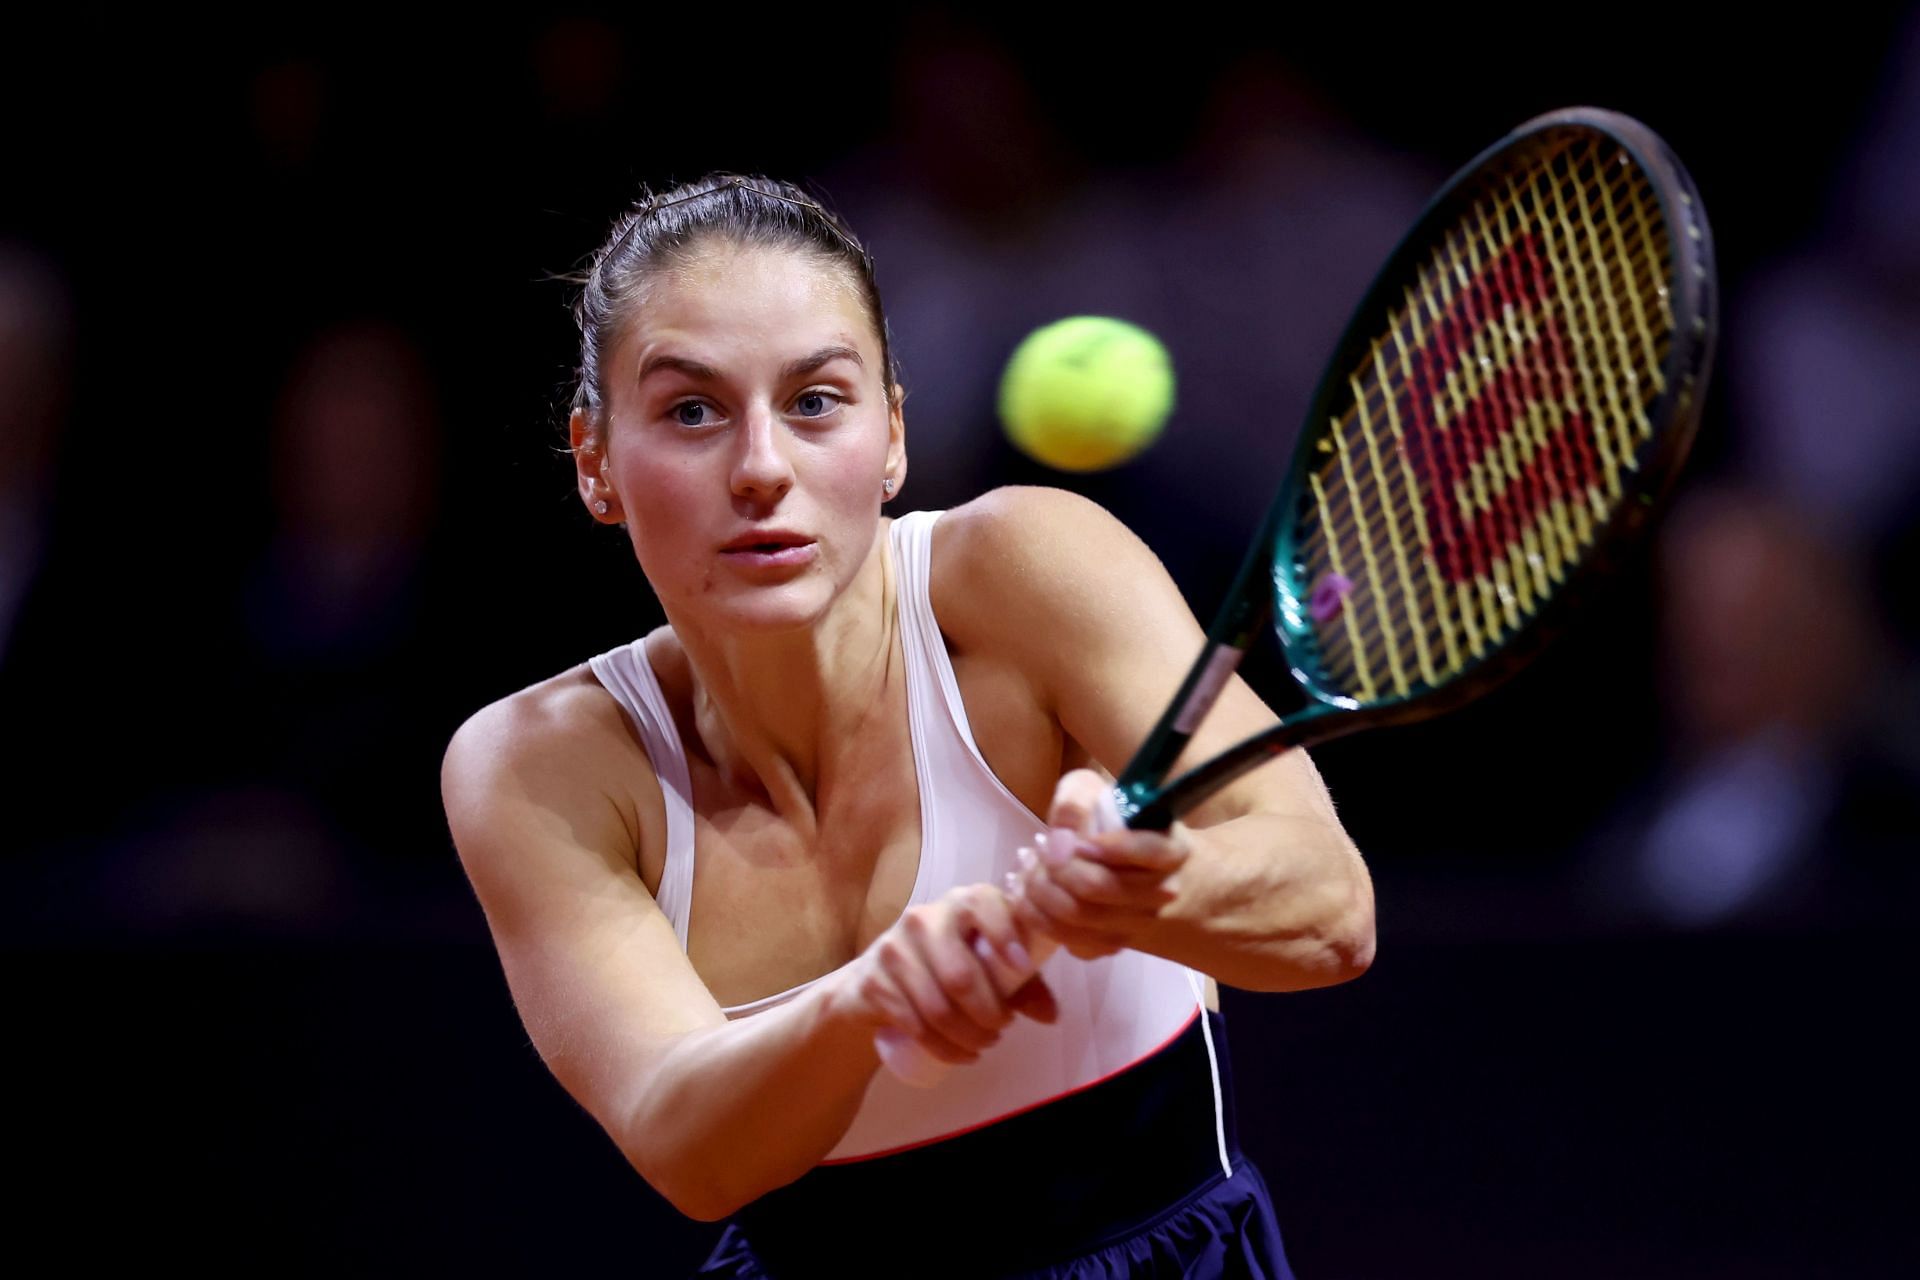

{"left": 1297, "top": 131, "right": 1675, "bottom": 704}
{"left": 1320, "top": 226, "right": 1580, "bottom": 672}
{"left": 1314, "top": 147, "right": 1672, "bottom": 696}
{"left": 1460, "top": 212, "right": 1559, "bottom": 610}
{"left": 1313, "top": 226, "right": 1570, "bottom": 687}
{"left": 1473, "top": 202, "right": 1590, "bottom": 591}
{"left": 1316, "top": 243, "right": 1626, "bottom": 691}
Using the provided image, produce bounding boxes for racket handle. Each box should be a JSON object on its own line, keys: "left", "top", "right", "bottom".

{"left": 873, "top": 1026, "right": 949, "bottom": 1088}
{"left": 874, "top": 786, "right": 1126, "bottom": 1088}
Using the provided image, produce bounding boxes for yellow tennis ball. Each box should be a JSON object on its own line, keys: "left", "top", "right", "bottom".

{"left": 998, "top": 316, "right": 1175, "bottom": 472}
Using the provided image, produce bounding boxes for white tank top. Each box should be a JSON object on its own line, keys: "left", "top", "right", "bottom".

{"left": 586, "top": 510, "right": 1220, "bottom": 1163}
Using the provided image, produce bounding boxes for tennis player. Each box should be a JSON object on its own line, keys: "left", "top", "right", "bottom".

{"left": 441, "top": 175, "right": 1374, "bottom": 1278}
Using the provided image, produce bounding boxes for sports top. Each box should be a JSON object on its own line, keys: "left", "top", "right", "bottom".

{"left": 586, "top": 509, "right": 1225, "bottom": 1164}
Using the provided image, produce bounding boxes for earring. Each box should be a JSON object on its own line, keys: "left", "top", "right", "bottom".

{"left": 595, "top": 500, "right": 610, "bottom": 515}
{"left": 883, "top": 477, "right": 896, "bottom": 495}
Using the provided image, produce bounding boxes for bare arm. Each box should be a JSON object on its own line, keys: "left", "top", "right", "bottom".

{"left": 935, "top": 486, "right": 1376, "bottom": 992}
{"left": 442, "top": 679, "right": 1045, "bottom": 1219}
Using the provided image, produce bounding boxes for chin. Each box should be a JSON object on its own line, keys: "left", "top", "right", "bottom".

{"left": 704, "top": 581, "right": 838, "bottom": 635}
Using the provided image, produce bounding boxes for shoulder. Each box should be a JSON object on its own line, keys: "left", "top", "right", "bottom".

{"left": 441, "top": 643, "right": 666, "bottom": 885}
{"left": 932, "top": 484, "right": 1144, "bottom": 564}
{"left": 442, "top": 663, "right": 635, "bottom": 795}
{"left": 437, "top": 649, "right": 728, "bottom": 1192}
{"left": 444, "top": 627, "right": 682, "bottom": 780}
{"left": 929, "top": 485, "right": 1176, "bottom": 657}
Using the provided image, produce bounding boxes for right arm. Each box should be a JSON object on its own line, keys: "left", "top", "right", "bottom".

{"left": 440, "top": 680, "right": 1041, "bottom": 1219}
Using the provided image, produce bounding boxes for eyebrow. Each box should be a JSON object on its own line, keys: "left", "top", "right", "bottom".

{"left": 636, "top": 344, "right": 865, "bottom": 387}
{"left": 783, "top": 344, "right": 866, "bottom": 380}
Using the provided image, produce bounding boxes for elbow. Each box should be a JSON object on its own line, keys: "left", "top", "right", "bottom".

{"left": 626, "top": 1141, "right": 748, "bottom": 1223}
{"left": 1330, "top": 858, "right": 1377, "bottom": 982}
{"left": 1293, "top": 856, "right": 1375, "bottom": 990}
{"left": 1285, "top": 911, "right": 1372, "bottom": 991}
{"left": 664, "top": 1186, "right": 744, "bottom": 1225}
{"left": 1241, "top": 907, "right": 1374, "bottom": 993}
{"left": 621, "top": 1095, "right": 751, "bottom": 1223}
{"left": 615, "top": 1048, "right": 758, "bottom": 1222}
{"left": 1335, "top": 906, "right": 1376, "bottom": 982}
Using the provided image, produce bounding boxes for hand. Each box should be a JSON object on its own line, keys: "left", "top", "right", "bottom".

{"left": 1009, "top": 769, "right": 1189, "bottom": 961}
{"left": 837, "top": 882, "right": 1058, "bottom": 1069}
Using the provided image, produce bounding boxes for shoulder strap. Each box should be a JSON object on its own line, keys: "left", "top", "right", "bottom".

{"left": 585, "top": 638, "right": 697, "bottom": 949}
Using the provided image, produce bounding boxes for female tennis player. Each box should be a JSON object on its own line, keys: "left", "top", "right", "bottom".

{"left": 440, "top": 175, "right": 1374, "bottom": 1278}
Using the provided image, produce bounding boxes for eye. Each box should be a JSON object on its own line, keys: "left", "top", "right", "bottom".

{"left": 670, "top": 400, "right": 714, "bottom": 428}
{"left": 793, "top": 391, "right": 841, "bottom": 419}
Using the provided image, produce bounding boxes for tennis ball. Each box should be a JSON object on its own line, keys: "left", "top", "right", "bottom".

{"left": 998, "top": 316, "right": 1175, "bottom": 472}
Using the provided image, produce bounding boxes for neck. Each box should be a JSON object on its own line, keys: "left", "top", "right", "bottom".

{"left": 669, "top": 521, "right": 899, "bottom": 838}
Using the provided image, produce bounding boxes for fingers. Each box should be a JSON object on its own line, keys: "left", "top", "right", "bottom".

{"left": 870, "top": 886, "right": 1051, "bottom": 1065}
{"left": 853, "top": 947, "right": 974, "bottom": 1064}
{"left": 1036, "top": 831, "right": 1181, "bottom": 907}
{"left": 874, "top": 931, "right": 990, "bottom": 1064}
{"left": 900, "top": 908, "right": 1009, "bottom": 1050}
{"left": 961, "top": 883, "right": 1035, "bottom": 984}
{"left": 1071, "top": 827, "right": 1190, "bottom": 875}
{"left": 963, "top": 885, "right": 1058, "bottom": 1024}
{"left": 1039, "top": 769, "right": 1186, "bottom": 904}
{"left": 1008, "top": 858, "right": 1126, "bottom": 958}
{"left": 1007, "top": 973, "right": 1059, "bottom": 1023}
{"left": 1017, "top": 865, "right": 1131, "bottom": 954}
{"left": 1046, "top": 768, "right": 1116, "bottom": 835}
{"left": 1008, "top": 823, "right": 1188, "bottom": 961}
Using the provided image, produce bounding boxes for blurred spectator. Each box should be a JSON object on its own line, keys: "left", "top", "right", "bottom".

{"left": 55, "top": 320, "right": 474, "bottom": 942}
{"left": 247, "top": 319, "right": 440, "bottom": 671}
{"left": 1569, "top": 13, "right": 1920, "bottom": 932}
{"left": 0, "top": 245, "right": 84, "bottom": 870}
{"left": 1143, "top": 51, "right": 1437, "bottom": 559}
{"left": 1579, "top": 483, "right": 1920, "bottom": 929}
{"left": 0, "top": 244, "right": 73, "bottom": 669}
{"left": 826, "top": 36, "right": 1433, "bottom": 602}
{"left": 819, "top": 10, "right": 1086, "bottom": 512}
{"left": 250, "top": 56, "right": 328, "bottom": 175}
{"left": 1731, "top": 10, "right": 1920, "bottom": 634}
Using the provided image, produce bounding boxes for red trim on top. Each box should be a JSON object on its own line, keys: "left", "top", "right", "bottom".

{"left": 820, "top": 1007, "right": 1204, "bottom": 1165}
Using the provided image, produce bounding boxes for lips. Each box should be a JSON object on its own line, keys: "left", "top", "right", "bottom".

{"left": 720, "top": 530, "right": 817, "bottom": 569}
{"left": 721, "top": 529, "right": 812, "bottom": 553}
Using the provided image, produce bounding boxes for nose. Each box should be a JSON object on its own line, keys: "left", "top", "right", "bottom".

{"left": 730, "top": 404, "right": 795, "bottom": 504}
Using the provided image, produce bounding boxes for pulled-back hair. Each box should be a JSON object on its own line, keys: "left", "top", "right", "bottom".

{"left": 568, "top": 174, "right": 900, "bottom": 437}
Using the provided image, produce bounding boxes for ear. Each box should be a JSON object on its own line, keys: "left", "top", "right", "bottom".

{"left": 884, "top": 384, "right": 908, "bottom": 497}
{"left": 570, "top": 407, "right": 623, "bottom": 523}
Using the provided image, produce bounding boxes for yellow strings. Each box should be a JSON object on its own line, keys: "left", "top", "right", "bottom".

{"left": 1299, "top": 133, "right": 1672, "bottom": 704}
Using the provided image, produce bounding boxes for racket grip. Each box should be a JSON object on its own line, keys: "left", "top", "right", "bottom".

{"left": 873, "top": 785, "right": 1128, "bottom": 1088}
{"left": 873, "top": 1027, "right": 947, "bottom": 1088}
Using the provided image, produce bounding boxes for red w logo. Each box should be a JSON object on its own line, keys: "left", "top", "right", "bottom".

{"left": 1398, "top": 233, "right": 1599, "bottom": 586}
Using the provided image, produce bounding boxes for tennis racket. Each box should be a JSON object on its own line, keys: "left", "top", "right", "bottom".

{"left": 878, "top": 106, "right": 1717, "bottom": 1085}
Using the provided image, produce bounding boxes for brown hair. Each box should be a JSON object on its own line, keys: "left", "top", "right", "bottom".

{"left": 568, "top": 174, "right": 901, "bottom": 439}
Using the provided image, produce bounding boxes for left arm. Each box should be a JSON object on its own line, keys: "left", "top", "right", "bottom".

{"left": 934, "top": 485, "right": 1375, "bottom": 993}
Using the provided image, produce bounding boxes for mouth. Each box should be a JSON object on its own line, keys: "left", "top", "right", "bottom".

{"left": 720, "top": 531, "right": 817, "bottom": 567}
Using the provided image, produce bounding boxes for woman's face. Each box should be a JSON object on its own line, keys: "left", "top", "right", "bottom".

{"left": 576, "top": 242, "right": 905, "bottom": 635}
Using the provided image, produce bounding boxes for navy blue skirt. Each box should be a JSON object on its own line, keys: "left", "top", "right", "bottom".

{"left": 697, "top": 1014, "right": 1296, "bottom": 1279}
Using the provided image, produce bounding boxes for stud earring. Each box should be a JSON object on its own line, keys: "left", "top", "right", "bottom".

{"left": 883, "top": 477, "right": 896, "bottom": 495}
{"left": 595, "top": 500, "right": 610, "bottom": 515}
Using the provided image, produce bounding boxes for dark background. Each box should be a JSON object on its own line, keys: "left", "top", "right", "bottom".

{"left": 7, "top": 8, "right": 1918, "bottom": 1276}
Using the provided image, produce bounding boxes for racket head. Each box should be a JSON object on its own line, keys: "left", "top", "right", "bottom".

{"left": 1257, "top": 106, "right": 1716, "bottom": 738}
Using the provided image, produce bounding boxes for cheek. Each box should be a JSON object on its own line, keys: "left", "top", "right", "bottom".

{"left": 809, "top": 426, "right": 891, "bottom": 505}
{"left": 615, "top": 455, "right": 708, "bottom": 566}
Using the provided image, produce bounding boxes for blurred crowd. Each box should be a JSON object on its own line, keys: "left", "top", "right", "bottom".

{"left": 3, "top": 10, "right": 1915, "bottom": 951}
{"left": 1575, "top": 16, "right": 1920, "bottom": 930}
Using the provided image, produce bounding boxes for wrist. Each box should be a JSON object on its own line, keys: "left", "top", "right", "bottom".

{"left": 807, "top": 961, "right": 893, "bottom": 1047}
